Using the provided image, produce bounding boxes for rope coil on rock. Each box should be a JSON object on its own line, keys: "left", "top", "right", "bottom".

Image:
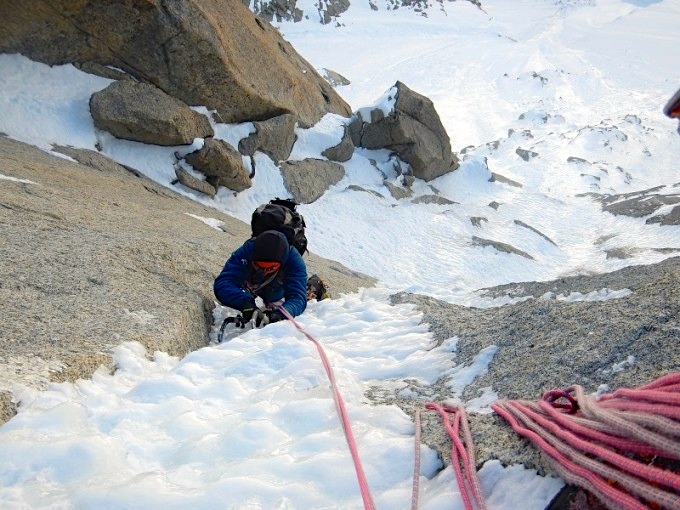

{"left": 491, "top": 372, "right": 680, "bottom": 510}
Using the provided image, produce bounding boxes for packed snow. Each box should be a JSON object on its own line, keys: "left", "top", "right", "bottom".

{"left": 1, "top": 0, "right": 679, "bottom": 508}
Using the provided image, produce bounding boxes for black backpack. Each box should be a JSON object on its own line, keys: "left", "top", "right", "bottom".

{"left": 251, "top": 198, "right": 308, "bottom": 256}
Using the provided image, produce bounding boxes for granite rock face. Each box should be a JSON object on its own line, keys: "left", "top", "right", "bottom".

{"left": 0, "top": 0, "right": 351, "bottom": 127}
{"left": 389, "top": 256, "right": 680, "bottom": 473}
{"left": 0, "top": 136, "right": 375, "bottom": 424}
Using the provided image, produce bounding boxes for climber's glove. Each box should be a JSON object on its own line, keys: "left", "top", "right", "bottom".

{"left": 235, "top": 307, "right": 255, "bottom": 328}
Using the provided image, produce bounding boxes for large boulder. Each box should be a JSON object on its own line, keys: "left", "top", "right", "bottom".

{"left": 90, "top": 80, "right": 214, "bottom": 145}
{"left": 0, "top": 0, "right": 351, "bottom": 127}
{"left": 280, "top": 158, "right": 345, "bottom": 203}
{"left": 238, "top": 114, "right": 297, "bottom": 162}
{"left": 351, "top": 81, "right": 459, "bottom": 181}
{"left": 184, "top": 138, "right": 252, "bottom": 192}
{"left": 321, "top": 125, "right": 354, "bottom": 162}
{"left": 174, "top": 166, "right": 217, "bottom": 197}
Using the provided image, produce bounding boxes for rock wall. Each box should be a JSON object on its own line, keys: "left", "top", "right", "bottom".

{"left": 0, "top": 136, "right": 375, "bottom": 424}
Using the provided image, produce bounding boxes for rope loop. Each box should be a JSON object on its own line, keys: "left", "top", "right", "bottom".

{"left": 413, "top": 402, "right": 486, "bottom": 510}
{"left": 543, "top": 388, "right": 580, "bottom": 414}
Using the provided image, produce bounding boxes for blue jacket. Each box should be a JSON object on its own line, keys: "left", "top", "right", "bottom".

{"left": 213, "top": 238, "right": 308, "bottom": 318}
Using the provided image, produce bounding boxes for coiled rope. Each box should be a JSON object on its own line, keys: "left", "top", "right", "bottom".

{"left": 492, "top": 372, "right": 680, "bottom": 510}
{"left": 275, "top": 305, "right": 376, "bottom": 510}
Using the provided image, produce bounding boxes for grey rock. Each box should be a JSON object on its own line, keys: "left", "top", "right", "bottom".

{"left": 605, "top": 247, "right": 636, "bottom": 260}
{"left": 411, "top": 195, "right": 457, "bottom": 205}
{"left": 516, "top": 147, "right": 539, "bottom": 161}
{"left": 489, "top": 172, "right": 523, "bottom": 188}
{"left": 347, "top": 114, "right": 363, "bottom": 146}
{"left": 470, "top": 216, "right": 488, "bottom": 228}
{"left": 647, "top": 204, "right": 680, "bottom": 226}
{"left": 319, "top": 0, "right": 351, "bottom": 24}
{"left": 508, "top": 128, "right": 534, "bottom": 139}
{"left": 345, "top": 185, "right": 384, "bottom": 199}
{"left": 353, "top": 81, "right": 459, "bottom": 181}
{"left": 90, "top": 81, "right": 213, "bottom": 146}
{"left": 608, "top": 194, "right": 680, "bottom": 220}
{"left": 390, "top": 256, "right": 680, "bottom": 472}
{"left": 280, "top": 158, "right": 345, "bottom": 203}
{"left": 320, "top": 68, "right": 351, "bottom": 87}
{"left": 321, "top": 126, "right": 354, "bottom": 162}
{"left": 514, "top": 220, "right": 557, "bottom": 246}
{"left": 384, "top": 180, "right": 413, "bottom": 200}
{"left": 238, "top": 114, "right": 297, "bottom": 162}
{"left": 253, "top": 0, "right": 483, "bottom": 22}
{"left": 488, "top": 201, "right": 501, "bottom": 210}
{"left": 0, "top": 135, "right": 374, "bottom": 424}
{"left": 588, "top": 185, "right": 680, "bottom": 226}
{"left": 0, "top": 0, "right": 351, "bottom": 127}
{"left": 472, "top": 236, "right": 534, "bottom": 260}
{"left": 185, "top": 139, "right": 252, "bottom": 192}
{"left": 250, "top": 0, "right": 303, "bottom": 22}
{"left": 174, "top": 167, "right": 217, "bottom": 198}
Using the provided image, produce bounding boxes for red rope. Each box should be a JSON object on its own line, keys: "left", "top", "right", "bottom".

{"left": 492, "top": 372, "right": 680, "bottom": 510}
{"left": 411, "top": 410, "right": 422, "bottom": 510}
{"left": 275, "top": 305, "right": 376, "bottom": 510}
{"left": 412, "top": 403, "right": 486, "bottom": 510}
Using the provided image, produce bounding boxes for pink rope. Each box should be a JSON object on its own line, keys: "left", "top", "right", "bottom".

{"left": 421, "top": 403, "right": 486, "bottom": 510}
{"left": 275, "top": 305, "right": 376, "bottom": 510}
{"left": 519, "top": 401, "right": 680, "bottom": 492}
{"left": 638, "top": 371, "right": 680, "bottom": 391}
{"left": 491, "top": 401, "right": 648, "bottom": 510}
{"left": 411, "top": 409, "right": 422, "bottom": 510}
{"left": 492, "top": 372, "right": 680, "bottom": 510}
{"left": 536, "top": 400, "right": 668, "bottom": 458}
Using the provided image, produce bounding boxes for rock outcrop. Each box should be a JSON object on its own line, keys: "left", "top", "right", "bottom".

{"left": 321, "top": 126, "right": 354, "bottom": 162}
{"left": 90, "top": 80, "right": 214, "bottom": 146}
{"left": 0, "top": 135, "right": 375, "bottom": 424}
{"left": 0, "top": 0, "right": 351, "bottom": 127}
{"left": 350, "top": 81, "right": 459, "bottom": 181}
{"left": 585, "top": 184, "right": 680, "bottom": 226}
{"left": 249, "top": 0, "right": 483, "bottom": 24}
{"left": 184, "top": 138, "right": 252, "bottom": 192}
{"left": 238, "top": 114, "right": 297, "bottom": 162}
{"left": 390, "top": 256, "right": 680, "bottom": 473}
{"left": 280, "top": 158, "right": 345, "bottom": 203}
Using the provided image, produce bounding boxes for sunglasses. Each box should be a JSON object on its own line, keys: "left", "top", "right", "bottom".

{"left": 251, "top": 260, "right": 281, "bottom": 276}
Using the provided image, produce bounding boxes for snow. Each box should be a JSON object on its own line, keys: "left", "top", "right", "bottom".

{"left": 1, "top": 0, "right": 679, "bottom": 508}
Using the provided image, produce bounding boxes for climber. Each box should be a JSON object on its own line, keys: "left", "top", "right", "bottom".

{"left": 214, "top": 229, "right": 307, "bottom": 328}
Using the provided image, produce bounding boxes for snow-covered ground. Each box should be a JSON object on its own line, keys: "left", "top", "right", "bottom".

{"left": 1, "top": 0, "right": 679, "bottom": 508}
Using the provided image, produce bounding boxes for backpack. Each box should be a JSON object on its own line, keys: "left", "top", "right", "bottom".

{"left": 251, "top": 198, "right": 307, "bottom": 256}
{"left": 306, "top": 274, "right": 329, "bottom": 301}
